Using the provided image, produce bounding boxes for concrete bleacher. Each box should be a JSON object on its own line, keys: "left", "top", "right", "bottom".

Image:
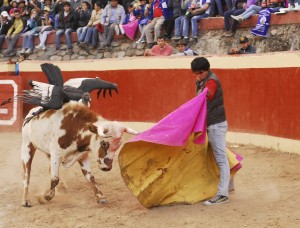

{"left": 1, "top": 10, "right": 299, "bottom": 49}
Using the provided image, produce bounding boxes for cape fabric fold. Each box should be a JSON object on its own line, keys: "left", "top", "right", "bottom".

{"left": 119, "top": 89, "right": 243, "bottom": 208}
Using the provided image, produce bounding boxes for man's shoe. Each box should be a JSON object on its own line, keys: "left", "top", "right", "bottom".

{"left": 20, "top": 48, "right": 26, "bottom": 54}
{"left": 25, "top": 49, "right": 33, "bottom": 54}
{"left": 191, "top": 36, "right": 198, "bottom": 43}
{"left": 203, "top": 195, "right": 229, "bottom": 206}
{"left": 171, "top": 36, "right": 181, "bottom": 41}
{"left": 224, "top": 31, "right": 233, "bottom": 37}
{"left": 231, "top": 15, "right": 241, "bottom": 21}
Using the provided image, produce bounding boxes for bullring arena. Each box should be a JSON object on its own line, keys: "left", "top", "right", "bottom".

{"left": 0, "top": 53, "right": 300, "bottom": 227}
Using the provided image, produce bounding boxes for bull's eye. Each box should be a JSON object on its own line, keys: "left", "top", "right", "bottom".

{"left": 98, "top": 140, "right": 109, "bottom": 158}
{"left": 100, "top": 140, "right": 109, "bottom": 150}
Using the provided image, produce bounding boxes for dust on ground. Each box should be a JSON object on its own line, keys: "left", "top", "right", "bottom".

{"left": 0, "top": 131, "right": 299, "bottom": 228}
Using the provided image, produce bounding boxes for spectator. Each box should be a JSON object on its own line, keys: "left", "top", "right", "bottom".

{"left": 117, "top": 2, "right": 139, "bottom": 40}
{"left": 36, "top": 6, "right": 55, "bottom": 51}
{"left": 78, "top": 1, "right": 103, "bottom": 50}
{"left": 0, "top": 0, "right": 11, "bottom": 13}
{"left": 172, "top": 0, "right": 211, "bottom": 44}
{"left": 99, "top": 0, "right": 125, "bottom": 50}
{"left": 0, "top": 11, "right": 12, "bottom": 50}
{"left": 223, "top": 0, "right": 256, "bottom": 37}
{"left": 20, "top": 8, "right": 41, "bottom": 54}
{"left": 9, "top": 0, "right": 18, "bottom": 17}
{"left": 135, "top": 0, "right": 153, "bottom": 44}
{"left": 70, "top": 0, "right": 92, "bottom": 11}
{"left": 144, "top": 35, "right": 173, "bottom": 56}
{"left": 26, "top": 0, "right": 42, "bottom": 16}
{"left": 42, "top": 0, "right": 54, "bottom": 12}
{"left": 163, "top": 0, "right": 187, "bottom": 40}
{"left": 231, "top": 0, "right": 283, "bottom": 22}
{"left": 76, "top": 1, "right": 92, "bottom": 45}
{"left": 144, "top": 0, "right": 172, "bottom": 48}
{"left": 4, "top": 9, "right": 23, "bottom": 57}
{"left": 172, "top": 39, "right": 198, "bottom": 55}
{"left": 210, "top": 0, "right": 224, "bottom": 16}
{"left": 54, "top": 1, "right": 77, "bottom": 54}
{"left": 228, "top": 36, "right": 256, "bottom": 54}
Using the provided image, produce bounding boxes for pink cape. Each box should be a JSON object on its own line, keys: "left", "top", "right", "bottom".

{"left": 122, "top": 19, "right": 139, "bottom": 40}
{"left": 130, "top": 88, "right": 208, "bottom": 146}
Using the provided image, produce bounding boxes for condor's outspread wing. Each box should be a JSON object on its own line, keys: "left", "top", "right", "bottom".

{"left": 64, "top": 77, "right": 118, "bottom": 98}
{"left": 40, "top": 63, "right": 64, "bottom": 88}
{"left": 24, "top": 80, "right": 67, "bottom": 110}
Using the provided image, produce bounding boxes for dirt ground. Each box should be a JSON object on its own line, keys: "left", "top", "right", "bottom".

{"left": 0, "top": 130, "right": 299, "bottom": 228}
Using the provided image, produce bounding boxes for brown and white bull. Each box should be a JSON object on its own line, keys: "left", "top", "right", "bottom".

{"left": 21, "top": 102, "right": 138, "bottom": 207}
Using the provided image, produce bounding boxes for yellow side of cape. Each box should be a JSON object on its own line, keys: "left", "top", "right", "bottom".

{"left": 119, "top": 135, "right": 240, "bottom": 208}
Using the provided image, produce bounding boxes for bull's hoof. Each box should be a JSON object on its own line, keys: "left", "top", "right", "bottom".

{"left": 21, "top": 200, "right": 31, "bottom": 207}
{"left": 37, "top": 195, "right": 51, "bottom": 205}
{"left": 97, "top": 198, "right": 109, "bottom": 204}
{"left": 44, "top": 190, "right": 55, "bottom": 201}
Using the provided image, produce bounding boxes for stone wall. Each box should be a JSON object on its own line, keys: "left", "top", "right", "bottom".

{"left": 0, "top": 19, "right": 299, "bottom": 62}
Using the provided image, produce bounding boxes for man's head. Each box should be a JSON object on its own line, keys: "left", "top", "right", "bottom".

{"left": 63, "top": 1, "right": 71, "bottom": 12}
{"left": 191, "top": 57, "right": 210, "bottom": 81}
{"left": 1, "top": 11, "right": 9, "bottom": 20}
{"left": 13, "top": 9, "right": 21, "bottom": 19}
{"left": 156, "top": 35, "right": 166, "bottom": 48}
{"left": 110, "top": 0, "right": 118, "bottom": 7}
{"left": 239, "top": 36, "right": 250, "bottom": 50}
{"left": 176, "top": 39, "right": 187, "bottom": 53}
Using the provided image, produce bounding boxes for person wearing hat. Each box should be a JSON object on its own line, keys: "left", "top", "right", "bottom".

{"left": 35, "top": 6, "right": 55, "bottom": 51}
{"left": 173, "top": 39, "right": 198, "bottom": 56}
{"left": 228, "top": 36, "right": 256, "bottom": 54}
{"left": 0, "top": 11, "right": 12, "bottom": 51}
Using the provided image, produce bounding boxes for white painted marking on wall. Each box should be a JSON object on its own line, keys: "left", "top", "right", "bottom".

{"left": 0, "top": 109, "right": 8, "bottom": 114}
{"left": 0, "top": 80, "right": 18, "bottom": 125}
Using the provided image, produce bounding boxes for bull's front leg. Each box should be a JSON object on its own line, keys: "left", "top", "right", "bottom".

{"left": 21, "top": 143, "right": 36, "bottom": 207}
{"left": 78, "top": 156, "right": 108, "bottom": 204}
{"left": 44, "top": 154, "right": 60, "bottom": 201}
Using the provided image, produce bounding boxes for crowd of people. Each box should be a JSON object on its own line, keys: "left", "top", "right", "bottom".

{"left": 0, "top": 0, "right": 295, "bottom": 57}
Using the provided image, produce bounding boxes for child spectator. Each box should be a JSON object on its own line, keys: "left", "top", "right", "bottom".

{"left": 135, "top": 0, "right": 152, "bottom": 44}
{"left": 117, "top": 3, "right": 139, "bottom": 40}
{"left": 78, "top": 1, "right": 103, "bottom": 50}
{"left": 172, "top": 39, "right": 198, "bottom": 55}
{"left": 0, "top": 11, "right": 12, "bottom": 51}
{"left": 54, "top": 1, "right": 77, "bottom": 54}
{"left": 4, "top": 9, "right": 23, "bottom": 57}
{"left": 144, "top": 35, "right": 173, "bottom": 56}
{"left": 20, "top": 8, "right": 41, "bottom": 54}
{"left": 35, "top": 6, "right": 55, "bottom": 51}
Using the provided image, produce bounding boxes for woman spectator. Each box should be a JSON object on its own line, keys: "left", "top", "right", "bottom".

{"left": 35, "top": 6, "right": 54, "bottom": 50}
{"left": 78, "top": 1, "right": 103, "bottom": 50}
{"left": 76, "top": 1, "right": 92, "bottom": 45}
{"left": 20, "top": 9, "right": 41, "bottom": 54}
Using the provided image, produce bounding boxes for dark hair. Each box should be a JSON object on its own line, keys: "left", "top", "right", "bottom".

{"left": 14, "top": 9, "right": 20, "bottom": 14}
{"left": 82, "top": 1, "right": 91, "bottom": 8}
{"left": 157, "top": 35, "right": 165, "bottom": 40}
{"left": 191, "top": 57, "right": 210, "bottom": 72}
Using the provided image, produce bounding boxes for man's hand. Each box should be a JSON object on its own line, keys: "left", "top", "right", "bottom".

{"left": 229, "top": 47, "right": 238, "bottom": 54}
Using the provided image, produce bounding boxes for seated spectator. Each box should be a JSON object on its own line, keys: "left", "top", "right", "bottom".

{"left": 78, "top": 1, "right": 103, "bottom": 50}
{"left": 4, "top": 9, "right": 23, "bottom": 57}
{"left": 20, "top": 9, "right": 41, "bottom": 54}
{"left": 70, "top": 0, "right": 92, "bottom": 11}
{"left": 231, "top": 0, "right": 283, "bottom": 22}
{"left": 54, "top": 1, "right": 77, "bottom": 54}
{"left": 288, "top": 0, "right": 300, "bottom": 9}
{"left": 224, "top": 0, "right": 256, "bottom": 37}
{"left": 163, "top": 0, "right": 187, "bottom": 40}
{"left": 26, "top": 0, "right": 42, "bottom": 16}
{"left": 210, "top": 0, "right": 224, "bottom": 16}
{"left": 144, "top": 0, "right": 172, "bottom": 48}
{"left": 172, "top": 39, "right": 198, "bottom": 55}
{"left": 135, "top": 0, "right": 153, "bottom": 44}
{"left": 228, "top": 36, "right": 256, "bottom": 54}
{"left": 0, "top": 11, "right": 12, "bottom": 51}
{"left": 0, "top": 0, "right": 11, "bottom": 13}
{"left": 99, "top": 0, "right": 126, "bottom": 50}
{"left": 9, "top": 0, "right": 18, "bottom": 17}
{"left": 117, "top": 3, "right": 139, "bottom": 40}
{"left": 172, "top": 0, "right": 210, "bottom": 44}
{"left": 36, "top": 6, "right": 55, "bottom": 51}
{"left": 144, "top": 35, "right": 173, "bottom": 56}
{"left": 42, "top": 0, "right": 55, "bottom": 12}
{"left": 76, "top": 1, "right": 92, "bottom": 45}
{"left": 17, "top": 0, "right": 27, "bottom": 17}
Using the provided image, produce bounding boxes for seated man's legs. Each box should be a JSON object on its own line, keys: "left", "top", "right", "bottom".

{"left": 144, "top": 18, "right": 157, "bottom": 45}
{"left": 153, "top": 16, "right": 165, "bottom": 43}
{"left": 0, "top": 34, "right": 5, "bottom": 49}
{"left": 231, "top": 9, "right": 245, "bottom": 32}
{"left": 55, "top": 29, "right": 65, "bottom": 50}
{"left": 181, "top": 16, "right": 190, "bottom": 39}
{"left": 173, "top": 16, "right": 185, "bottom": 37}
{"left": 7, "top": 34, "right": 20, "bottom": 54}
{"left": 65, "top": 28, "right": 74, "bottom": 50}
{"left": 84, "top": 27, "right": 94, "bottom": 44}
{"left": 191, "top": 14, "right": 209, "bottom": 40}
{"left": 224, "top": 9, "right": 235, "bottom": 31}
{"left": 91, "top": 27, "right": 99, "bottom": 48}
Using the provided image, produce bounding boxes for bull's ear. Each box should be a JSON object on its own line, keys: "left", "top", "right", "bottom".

{"left": 86, "top": 123, "right": 98, "bottom": 134}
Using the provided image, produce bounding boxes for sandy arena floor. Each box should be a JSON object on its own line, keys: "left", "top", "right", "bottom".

{"left": 0, "top": 129, "right": 299, "bottom": 228}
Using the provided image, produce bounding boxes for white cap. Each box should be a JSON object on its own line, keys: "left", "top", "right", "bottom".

{"left": 1, "top": 11, "right": 9, "bottom": 17}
